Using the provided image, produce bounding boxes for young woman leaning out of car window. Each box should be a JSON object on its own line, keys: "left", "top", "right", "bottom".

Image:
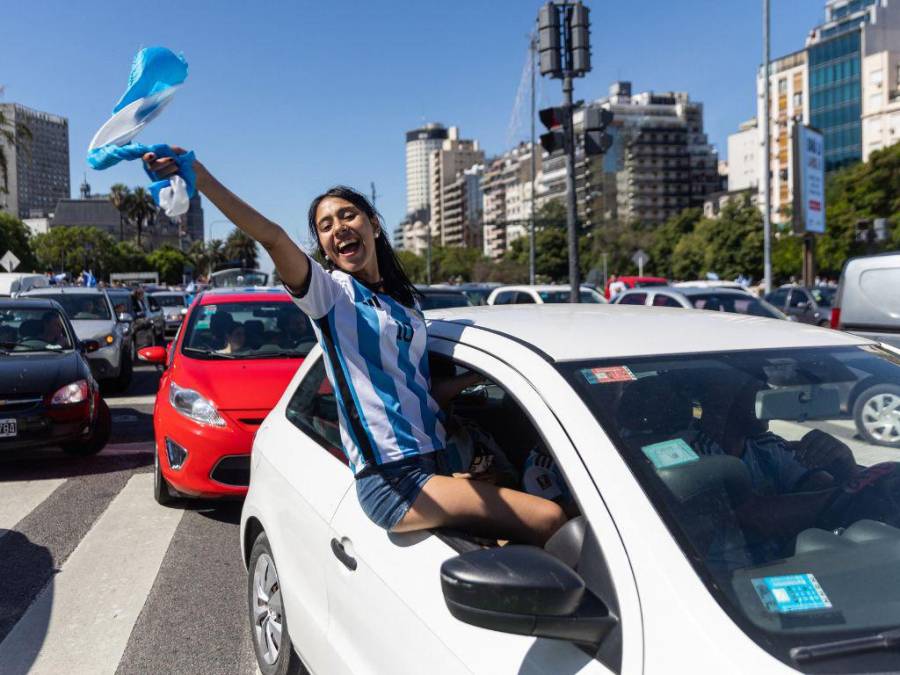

{"left": 144, "top": 149, "right": 567, "bottom": 546}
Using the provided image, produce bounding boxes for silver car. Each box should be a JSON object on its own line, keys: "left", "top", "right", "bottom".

{"left": 21, "top": 287, "right": 133, "bottom": 391}
{"left": 149, "top": 291, "right": 189, "bottom": 337}
{"left": 613, "top": 286, "right": 787, "bottom": 319}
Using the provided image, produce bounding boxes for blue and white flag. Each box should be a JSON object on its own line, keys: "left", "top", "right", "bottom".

{"left": 81, "top": 270, "right": 97, "bottom": 287}
{"left": 87, "top": 47, "right": 195, "bottom": 217}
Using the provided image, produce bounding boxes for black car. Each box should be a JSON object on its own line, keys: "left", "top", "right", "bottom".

{"left": 765, "top": 285, "right": 836, "bottom": 327}
{"left": 0, "top": 299, "right": 111, "bottom": 455}
{"left": 105, "top": 287, "right": 158, "bottom": 356}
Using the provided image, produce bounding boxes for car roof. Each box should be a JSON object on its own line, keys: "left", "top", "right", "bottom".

{"left": 637, "top": 287, "right": 752, "bottom": 297}
{"left": 149, "top": 290, "right": 185, "bottom": 296}
{"left": 418, "top": 287, "right": 466, "bottom": 295}
{"left": 24, "top": 287, "right": 104, "bottom": 295}
{"left": 425, "top": 305, "right": 867, "bottom": 361}
{"left": 493, "top": 285, "right": 595, "bottom": 292}
{"left": 198, "top": 287, "right": 290, "bottom": 304}
{"left": 0, "top": 297, "right": 61, "bottom": 309}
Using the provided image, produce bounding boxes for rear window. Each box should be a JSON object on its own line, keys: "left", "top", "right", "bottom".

{"left": 690, "top": 294, "right": 783, "bottom": 319}
{"left": 538, "top": 290, "right": 602, "bottom": 304}
{"left": 49, "top": 294, "right": 111, "bottom": 320}
{"left": 419, "top": 293, "right": 470, "bottom": 310}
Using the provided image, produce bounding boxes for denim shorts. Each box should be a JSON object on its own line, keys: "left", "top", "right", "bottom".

{"left": 355, "top": 453, "right": 439, "bottom": 531}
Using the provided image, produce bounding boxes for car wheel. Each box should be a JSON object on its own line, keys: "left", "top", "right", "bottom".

{"left": 61, "top": 399, "right": 111, "bottom": 456}
{"left": 853, "top": 384, "right": 900, "bottom": 447}
{"left": 248, "top": 532, "right": 305, "bottom": 675}
{"left": 153, "top": 448, "right": 176, "bottom": 506}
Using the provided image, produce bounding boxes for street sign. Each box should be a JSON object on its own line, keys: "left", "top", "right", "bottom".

{"left": 0, "top": 250, "right": 20, "bottom": 273}
{"left": 631, "top": 249, "right": 649, "bottom": 276}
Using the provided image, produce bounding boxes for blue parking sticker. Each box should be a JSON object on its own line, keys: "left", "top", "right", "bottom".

{"left": 641, "top": 439, "right": 699, "bottom": 470}
{"left": 752, "top": 574, "right": 832, "bottom": 614}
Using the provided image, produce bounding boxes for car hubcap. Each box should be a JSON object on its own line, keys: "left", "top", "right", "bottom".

{"left": 862, "top": 393, "right": 900, "bottom": 443}
{"left": 253, "top": 553, "right": 283, "bottom": 665}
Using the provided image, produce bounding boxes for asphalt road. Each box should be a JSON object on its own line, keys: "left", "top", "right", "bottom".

{"left": 0, "top": 362, "right": 260, "bottom": 675}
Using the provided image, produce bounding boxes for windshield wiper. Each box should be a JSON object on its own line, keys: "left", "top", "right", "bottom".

{"left": 239, "top": 350, "right": 306, "bottom": 359}
{"left": 182, "top": 347, "right": 240, "bottom": 359}
{"left": 791, "top": 627, "right": 900, "bottom": 663}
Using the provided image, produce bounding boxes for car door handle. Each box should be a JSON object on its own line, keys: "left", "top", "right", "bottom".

{"left": 331, "top": 538, "right": 357, "bottom": 571}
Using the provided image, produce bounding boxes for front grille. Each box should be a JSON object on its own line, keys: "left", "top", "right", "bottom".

{"left": 238, "top": 418, "right": 265, "bottom": 427}
{"left": 0, "top": 396, "right": 42, "bottom": 413}
{"left": 210, "top": 455, "right": 251, "bottom": 487}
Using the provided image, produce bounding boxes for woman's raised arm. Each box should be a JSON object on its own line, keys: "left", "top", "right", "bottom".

{"left": 143, "top": 148, "right": 310, "bottom": 292}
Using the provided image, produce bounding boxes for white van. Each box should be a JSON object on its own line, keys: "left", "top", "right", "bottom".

{"left": 0, "top": 273, "right": 50, "bottom": 298}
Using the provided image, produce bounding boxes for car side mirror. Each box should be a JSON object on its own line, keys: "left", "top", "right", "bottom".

{"left": 118, "top": 312, "right": 134, "bottom": 323}
{"left": 81, "top": 339, "right": 101, "bottom": 353}
{"left": 440, "top": 545, "right": 617, "bottom": 646}
{"left": 796, "top": 301, "right": 809, "bottom": 311}
{"left": 138, "top": 346, "right": 167, "bottom": 365}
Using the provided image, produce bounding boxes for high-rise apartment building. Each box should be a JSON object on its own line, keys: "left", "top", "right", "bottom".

{"left": 428, "top": 128, "right": 484, "bottom": 246}
{"left": 482, "top": 143, "right": 540, "bottom": 259}
{"left": 753, "top": 0, "right": 900, "bottom": 223}
{"left": 727, "top": 118, "right": 761, "bottom": 192}
{"left": 405, "top": 123, "right": 448, "bottom": 216}
{"left": 576, "top": 83, "right": 720, "bottom": 226}
{"left": 0, "top": 103, "right": 70, "bottom": 219}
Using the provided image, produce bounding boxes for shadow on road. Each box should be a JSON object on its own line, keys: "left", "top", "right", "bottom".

{"left": 0, "top": 451, "right": 151, "bottom": 483}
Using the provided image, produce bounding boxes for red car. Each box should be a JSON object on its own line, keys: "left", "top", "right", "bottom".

{"left": 604, "top": 275, "right": 668, "bottom": 299}
{"left": 139, "top": 287, "right": 316, "bottom": 505}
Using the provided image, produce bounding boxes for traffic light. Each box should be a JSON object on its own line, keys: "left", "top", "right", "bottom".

{"left": 538, "top": 3, "right": 561, "bottom": 77}
{"left": 570, "top": 2, "right": 591, "bottom": 75}
{"left": 539, "top": 106, "right": 567, "bottom": 154}
{"left": 583, "top": 107, "right": 613, "bottom": 156}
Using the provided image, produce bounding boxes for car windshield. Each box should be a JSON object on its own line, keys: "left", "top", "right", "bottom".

{"left": 209, "top": 270, "right": 269, "bottom": 288}
{"left": 810, "top": 288, "right": 835, "bottom": 307}
{"left": 560, "top": 345, "right": 900, "bottom": 664}
{"left": 538, "top": 290, "right": 602, "bottom": 303}
{"left": 0, "top": 307, "right": 73, "bottom": 352}
{"left": 153, "top": 294, "right": 187, "bottom": 308}
{"left": 181, "top": 301, "right": 316, "bottom": 360}
{"left": 48, "top": 294, "right": 111, "bottom": 321}
{"left": 689, "top": 293, "right": 784, "bottom": 319}
{"left": 419, "top": 293, "right": 470, "bottom": 310}
{"left": 461, "top": 288, "right": 493, "bottom": 306}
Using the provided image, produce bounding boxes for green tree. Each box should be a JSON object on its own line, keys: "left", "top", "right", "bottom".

{"left": 430, "top": 245, "right": 487, "bottom": 283}
{"left": 224, "top": 228, "right": 259, "bottom": 268}
{"left": 127, "top": 187, "right": 156, "bottom": 249}
{"left": 396, "top": 250, "right": 426, "bottom": 283}
{"left": 0, "top": 212, "right": 38, "bottom": 271}
{"left": 648, "top": 208, "right": 702, "bottom": 279}
{"left": 32, "top": 226, "right": 118, "bottom": 279}
{"left": 147, "top": 245, "right": 190, "bottom": 285}
{"left": 108, "top": 183, "right": 131, "bottom": 242}
{"left": 505, "top": 228, "right": 569, "bottom": 281}
{"left": 110, "top": 241, "right": 149, "bottom": 274}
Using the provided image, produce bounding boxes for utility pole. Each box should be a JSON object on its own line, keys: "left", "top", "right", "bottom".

{"left": 530, "top": 32, "right": 537, "bottom": 286}
{"left": 538, "top": 1, "right": 593, "bottom": 303}
{"left": 762, "top": 0, "right": 773, "bottom": 293}
{"left": 370, "top": 182, "right": 378, "bottom": 209}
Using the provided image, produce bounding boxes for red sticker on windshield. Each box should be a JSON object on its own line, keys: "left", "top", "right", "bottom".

{"left": 581, "top": 366, "right": 636, "bottom": 384}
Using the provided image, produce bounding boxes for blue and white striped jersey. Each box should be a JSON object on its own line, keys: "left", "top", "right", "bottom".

{"left": 288, "top": 258, "right": 446, "bottom": 475}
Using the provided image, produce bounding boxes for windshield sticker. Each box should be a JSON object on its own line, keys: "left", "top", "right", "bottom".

{"left": 641, "top": 438, "right": 699, "bottom": 469}
{"left": 580, "top": 366, "right": 636, "bottom": 385}
{"left": 752, "top": 574, "right": 832, "bottom": 614}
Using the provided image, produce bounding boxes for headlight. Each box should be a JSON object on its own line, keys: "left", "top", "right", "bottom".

{"left": 99, "top": 333, "right": 116, "bottom": 346}
{"left": 168, "top": 382, "right": 226, "bottom": 427}
{"left": 180, "top": 307, "right": 188, "bottom": 315}
{"left": 51, "top": 380, "right": 89, "bottom": 405}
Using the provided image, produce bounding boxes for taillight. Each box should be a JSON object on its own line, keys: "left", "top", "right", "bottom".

{"left": 830, "top": 307, "right": 841, "bottom": 329}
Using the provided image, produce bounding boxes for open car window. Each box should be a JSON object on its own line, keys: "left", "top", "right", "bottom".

{"left": 559, "top": 345, "right": 900, "bottom": 668}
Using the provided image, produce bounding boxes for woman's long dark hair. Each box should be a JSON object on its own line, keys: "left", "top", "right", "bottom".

{"left": 307, "top": 186, "right": 421, "bottom": 309}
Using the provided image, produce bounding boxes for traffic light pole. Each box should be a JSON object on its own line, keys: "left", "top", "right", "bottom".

{"left": 563, "top": 75, "right": 580, "bottom": 303}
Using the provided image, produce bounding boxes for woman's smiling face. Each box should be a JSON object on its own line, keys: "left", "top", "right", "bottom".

{"left": 314, "top": 196, "right": 380, "bottom": 282}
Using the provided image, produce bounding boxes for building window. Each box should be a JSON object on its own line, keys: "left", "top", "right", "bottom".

{"left": 778, "top": 78, "right": 788, "bottom": 94}
{"left": 871, "top": 69, "right": 883, "bottom": 87}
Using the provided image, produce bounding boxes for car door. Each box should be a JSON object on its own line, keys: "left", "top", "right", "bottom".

{"left": 259, "top": 351, "right": 355, "bottom": 673}
{"left": 324, "top": 340, "right": 628, "bottom": 675}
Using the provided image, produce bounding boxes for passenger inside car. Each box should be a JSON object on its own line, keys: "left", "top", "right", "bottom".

{"left": 217, "top": 323, "right": 247, "bottom": 354}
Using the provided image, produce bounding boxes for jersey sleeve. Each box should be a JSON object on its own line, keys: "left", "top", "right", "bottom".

{"left": 284, "top": 256, "right": 343, "bottom": 319}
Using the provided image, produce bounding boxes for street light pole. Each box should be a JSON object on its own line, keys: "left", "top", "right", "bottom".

{"left": 530, "top": 32, "right": 537, "bottom": 286}
{"left": 762, "top": 0, "right": 773, "bottom": 294}
{"left": 563, "top": 72, "right": 580, "bottom": 303}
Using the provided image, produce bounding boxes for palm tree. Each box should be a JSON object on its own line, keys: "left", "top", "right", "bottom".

{"left": 204, "top": 239, "right": 227, "bottom": 276}
{"left": 224, "top": 228, "right": 259, "bottom": 268}
{"left": 0, "top": 97, "right": 32, "bottom": 202}
{"left": 108, "top": 184, "right": 131, "bottom": 242}
{"left": 127, "top": 187, "right": 156, "bottom": 250}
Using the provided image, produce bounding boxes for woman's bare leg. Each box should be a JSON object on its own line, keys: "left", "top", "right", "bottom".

{"left": 392, "top": 475, "right": 567, "bottom": 547}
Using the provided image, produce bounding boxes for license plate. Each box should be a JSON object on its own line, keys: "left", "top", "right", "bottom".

{"left": 0, "top": 419, "right": 17, "bottom": 438}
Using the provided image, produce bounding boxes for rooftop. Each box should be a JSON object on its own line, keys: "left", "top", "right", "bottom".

{"left": 426, "top": 305, "right": 867, "bottom": 362}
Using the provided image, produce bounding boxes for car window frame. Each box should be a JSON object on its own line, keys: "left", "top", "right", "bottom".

{"left": 618, "top": 291, "right": 648, "bottom": 305}
{"left": 283, "top": 352, "right": 347, "bottom": 465}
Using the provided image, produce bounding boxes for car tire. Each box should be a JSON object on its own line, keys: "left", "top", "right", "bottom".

{"left": 248, "top": 532, "right": 305, "bottom": 675}
{"left": 153, "top": 448, "right": 177, "bottom": 506}
{"left": 61, "top": 399, "right": 111, "bottom": 456}
{"left": 853, "top": 383, "right": 900, "bottom": 447}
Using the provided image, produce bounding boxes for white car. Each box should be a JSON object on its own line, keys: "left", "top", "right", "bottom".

{"left": 486, "top": 285, "right": 606, "bottom": 305}
{"left": 241, "top": 305, "right": 900, "bottom": 674}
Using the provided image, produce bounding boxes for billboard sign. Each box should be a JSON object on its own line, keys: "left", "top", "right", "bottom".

{"left": 792, "top": 124, "right": 825, "bottom": 234}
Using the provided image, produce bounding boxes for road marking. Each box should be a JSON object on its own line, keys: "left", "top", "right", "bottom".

{"left": 0, "top": 474, "right": 184, "bottom": 675}
{"left": 0, "top": 479, "right": 65, "bottom": 540}
{"left": 105, "top": 395, "right": 156, "bottom": 407}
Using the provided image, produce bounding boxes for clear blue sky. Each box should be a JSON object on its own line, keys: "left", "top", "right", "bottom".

{"left": 3, "top": 0, "right": 825, "bottom": 272}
